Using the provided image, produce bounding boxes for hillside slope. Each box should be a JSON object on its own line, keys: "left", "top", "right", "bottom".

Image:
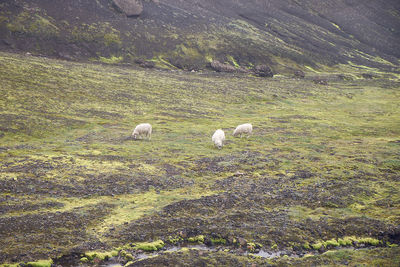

{"left": 0, "top": 0, "right": 399, "bottom": 72}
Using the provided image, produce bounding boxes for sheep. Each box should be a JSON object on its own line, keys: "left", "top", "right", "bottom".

{"left": 233, "top": 123, "right": 253, "bottom": 137}
{"left": 132, "top": 123, "right": 152, "bottom": 140}
{"left": 212, "top": 129, "right": 225, "bottom": 149}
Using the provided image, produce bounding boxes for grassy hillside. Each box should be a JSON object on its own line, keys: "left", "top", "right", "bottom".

{"left": 0, "top": 51, "right": 399, "bottom": 266}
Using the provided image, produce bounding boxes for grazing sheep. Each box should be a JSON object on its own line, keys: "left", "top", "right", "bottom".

{"left": 132, "top": 123, "right": 152, "bottom": 140}
{"left": 212, "top": 129, "right": 225, "bottom": 149}
{"left": 233, "top": 123, "right": 253, "bottom": 137}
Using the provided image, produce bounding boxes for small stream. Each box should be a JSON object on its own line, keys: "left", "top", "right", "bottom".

{"left": 99, "top": 244, "right": 319, "bottom": 266}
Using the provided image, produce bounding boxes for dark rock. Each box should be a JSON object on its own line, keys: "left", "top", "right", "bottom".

{"left": 294, "top": 70, "right": 305, "bottom": 78}
{"left": 135, "top": 58, "right": 155, "bottom": 68}
{"left": 210, "top": 60, "right": 237, "bottom": 73}
{"left": 112, "top": 0, "right": 143, "bottom": 16}
{"left": 312, "top": 78, "right": 328, "bottom": 85}
{"left": 238, "top": 237, "right": 247, "bottom": 247}
{"left": 253, "top": 65, "right": 273, "bottom": 77}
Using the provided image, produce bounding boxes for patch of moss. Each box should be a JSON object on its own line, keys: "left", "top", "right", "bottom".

{"left": 6, "top": 12, "right": 59, "bottom": 38}
{"left": 69, "top": 22, "right": 121, "bottom": 47}
{"left": 168, "top": 235, "right": 183, "bottom": 244}
{"left": 0, "top": 264, "right": 20, "bottom": 267}
{"left": 358, "top": 237, "right": 381, "bottom": 246}
{"left": 98, "top": 55, "right": 124, "bottom": 64}
{"left": 302, "top": 242, "right": 311, "bottom": 250}
{"left": 210, "top": 237, "right": 227, "bottom": 245}
{"left": 187, "top": 235, "right": 205, "bottom": 243}
{"left": 338, "top": 236, "right": 354, "bottom": 246}
{"left": 25, "top": 259, "right": 53, "bottom": 267}
{"left": 325, "top": 239, "right": 340, "bottom": 247}
{"left": 133, "top": 240, "right": 165, "bottom": 251}
{"left": 79, "top": 257, "right": 89, "bottom": 263}
{"left": 311, "top": 242, "right": 323, "bottom": 250}
{"left": 84, "top": 251, "right": 113, "bottom": 261}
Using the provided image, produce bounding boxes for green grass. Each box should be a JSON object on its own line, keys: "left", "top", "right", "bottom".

{"left": 0, "top": 51, "right": 399, "bottom": 265}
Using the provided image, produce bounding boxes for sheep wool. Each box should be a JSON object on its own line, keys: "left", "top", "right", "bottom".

{"left": 132, "top": 123, "right": 152, "bottom": 140}
{"left": 212, "top": 129, "right": 225, "bottom": 149}
{"left": 233, "top": 123, "right": 252, "bottom": 137}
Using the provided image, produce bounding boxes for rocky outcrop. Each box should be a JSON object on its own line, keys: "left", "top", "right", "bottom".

{"left": 294, "top": 70, "right": 305, "bottom": 79}
{"left": 113, "top": 0, "right": 143, "bottom": 16}
{"left": 253, "top": 65, "right": 273, "bottom": 77}
{"left": 135, "top": 58, "right": 155, "bottom": 68}
{"left": 210, "top": 60, "right": 249, "bottom": 73}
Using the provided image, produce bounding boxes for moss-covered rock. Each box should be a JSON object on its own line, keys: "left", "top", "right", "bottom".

{"left": 25, "top": 259, "right": 53, "bottom": 267}
{"left": 133, "top": 240, "right": 165, "bottom": 251}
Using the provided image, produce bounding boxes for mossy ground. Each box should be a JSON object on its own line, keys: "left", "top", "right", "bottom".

{"left": 0, "top": 51, "right": 399, "bottom": 265}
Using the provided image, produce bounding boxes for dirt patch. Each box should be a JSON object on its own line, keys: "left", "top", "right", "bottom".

{"left": 0, "top": 202, "right": 114, "bottom": 263}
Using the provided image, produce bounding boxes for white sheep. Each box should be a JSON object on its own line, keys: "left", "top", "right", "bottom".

{"left": 233, "top": 123, "right": 253, "bottom": 137}
{"left": 212, "top": 129, "right": 225, "bottom": 149}
{"left": 132, "top": 123, "right": 152, "bottom": 140}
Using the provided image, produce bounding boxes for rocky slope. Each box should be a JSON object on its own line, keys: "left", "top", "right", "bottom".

{"left": 0, "top": 0, "right": 399, "bottom": 72}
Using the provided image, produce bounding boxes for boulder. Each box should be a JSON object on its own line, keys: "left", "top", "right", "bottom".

{"left": 253, "top": 65, "right": 273, "bottom": 77}
{"left": 312, "top": 77, "right": 328, "bottom": 85}
{"left": 294, "top": 70, "right": 305, "bottom": 78}
{"left": 210, "top": 60, "right": 237, "bottom": 73}
{"left": 210, "top": 60, "right": 249, "bottom": 73}
{"left": 113, "top": 0, "right": 143, "bottom": 16}
{"left": 134, "top": 58, "right": 155, "bottom": 68}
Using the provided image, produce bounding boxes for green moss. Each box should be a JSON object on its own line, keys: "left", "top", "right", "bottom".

{"left": 358, "top": 237, "right": 381, "bottom": 246}
{"left": 98, "top": 55, "right": 124, "bottom": 64}
{"left": 211, "top": 238, "right": 227, "bottom": 245}
{"left": 134, "top": 240, "right": 165, "bottom": 251}
{"left": 325, "top": 239, "right": 340, "bottom": 247}
{"left": 302, "top": 242, "right": 311, "bottom": 250}
{"left": 25, "top": 259, "right": 53, "bottom": 267}
{"left": 311, "top": 242, "right": 323, "bottom": 250}
{"left": 85, "top": 251, "right": 113, "bottom": 261}
{"left": 0, "top": 264, "right": 20, "bottom": 267}
{"left": 386, "top": 242, "right": 398, "bottom": 248}
{"left": 79, "top": 257, "right": 89, "bottom": 263}
{"left": 6, "top": 12, "right": 59, "bottom": 38}
{"left": 227, "top": 55, "right": 240, "bottom": 68}
{"left": 188, "top": 235, "right": 205, "bottom": 243}
{"left": 338, "top": 236, "right": 354, "bottom": 246}
{"left": 167, "top": 235, "right": 183, "bottom": 244}
{"left": 311, "top": 236, "right": 381, "bottom": 250}
{"left": 111, "top": 250, "right": 119, "bottom": 257}
{"left": 69, "top": 22, "right": 121, "bottom": 47}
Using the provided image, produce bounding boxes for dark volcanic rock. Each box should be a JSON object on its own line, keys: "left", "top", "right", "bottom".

{"left": 313, "top": 78, "right": 328, "bottom": 85}
{"left": 253, "top": 65, "right": 274, "bottom": 77}
{"left": 113, "top": 0, "right": 143, "bottom": 16}
{"left": 210, "top": 60, "right": 237, "bottom": 73}
{"left": 294, "top": 70, "right": 305, "bottom": 79}
{"left": 135, "top": 58, "right": 155, "bottom": 68}
{"left": 209, "top": 60, "right": 248, "bottom": 73}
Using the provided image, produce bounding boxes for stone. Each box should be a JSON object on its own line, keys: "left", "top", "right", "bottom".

{"left": 253, "top": 64, "right": 273, "bottom": 77}
{"left": 113, "top": 0, "right": 143, "bottom": 16}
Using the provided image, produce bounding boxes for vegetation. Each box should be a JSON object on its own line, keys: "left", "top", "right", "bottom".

{"left": 0, "top": 51, "right": 399, "bottom": 265}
